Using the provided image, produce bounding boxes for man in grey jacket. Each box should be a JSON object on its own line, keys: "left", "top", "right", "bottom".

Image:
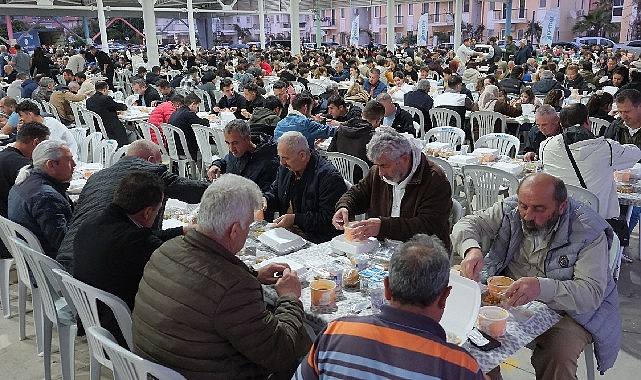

{"left": 452, "top": 173, "right": 620, "bottom": 379}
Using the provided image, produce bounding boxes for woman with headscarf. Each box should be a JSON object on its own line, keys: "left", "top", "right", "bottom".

{"left": 475, "top": 84, "right": 522, "bottom": 134}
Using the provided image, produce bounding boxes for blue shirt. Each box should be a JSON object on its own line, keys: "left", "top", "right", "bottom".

{"left": 7, "top": 112, "right": 19, "bottom": 128}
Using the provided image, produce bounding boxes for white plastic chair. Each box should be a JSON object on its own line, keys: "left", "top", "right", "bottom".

{"left": 192, "top": 124, "right": 217, "bottom": 175}
{"left": 138, "top": 121, "right": 169, "bottom": 157}
{"left": 0, "top": 215, "right": 45, "bottom": 354}
{"left": 589, "top": 117, "right": 610, "bottom": 137}
{"left": 424, "top": 126, "right": 466, "bottom": 148}
{"left": 14, "top": 238, "right": 77, "bottom": 380}
{"left": 69, "top": 102, "right": 86, "bottom": 129}
{"left": 429, "top": 107, "right": 463, "bottom": 130}
{"left": 462, "top": 165, "right": 520, "bottom": 214}
{"left": 80, "top": 132, "right": 103, "bottom": 163}
{"left": 42, "top": 100, "right": 63, "bottom": 123}
{"left": 0, "top": 257, "right": 12, "bottom": 318}
{"left": 55, "top": 269, "right": 133, "bottom": 380}
{"left": 70, "top": 127, "right": 88, "bottom": 157}
{"left": 474, "top": 133, "right": 520, "bottom": 158}
{"left": 470, "top": 110, "right": 507, "bottom": 141}
{"left": 93, "top": 139, "right": 118, "bottom": 168}
{"left": 428, "top": 156, "right": 455, "bottom": 194}
{"left": 81, "top": 109, "right": 109, "bottom": 140}
{"left": 401, "top": 105, "right": 426, "bottom": 138}
{"left": 566, "top": 184, "right": 600, "bottom": 214}
{"left": 160, "top": 123, "right": 199, "bottom": 178}
{"left": 112, "top": 91, "right": 125, "bottom": 102}
{"left": 291, "top": 81, "right": 305, "bottom": 93}
{"left": 111, "top": 144, "right": 130, "bottom": 166}
{"left": 125, "top": 94, "right": 138, "bottom": 107}
{"left": 87, "top": 326, "right": 187, "bottom": 380}
{"left": 210, "top": 125, "right": 230, "bottom": 157}
{"left": 324, "top": 152, "right": 370, "bottom": 187}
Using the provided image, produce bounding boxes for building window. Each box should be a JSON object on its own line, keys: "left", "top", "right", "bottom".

{"left": 519, "top": 0, "right": 526, "bottom": 18}
{"left": 502, "top": 3, "right": 507, "bottom": 19}
{"left": 448, "top": 1, "right": 453, "bottom": 12}
{"left": 321, "top": 10, "right": 325, "bottom": 18}
{"left": 409, "top": 4, "right": 414, "bottom": 15}
{"left": 464, "top": 0, "right": 470, "bottom": 13}
{"left": 422, "top": 2, "right": 429, "bottom": 14}
{"left": 246, "top": 17, "right": 251, "bottom": 23}
{"left": 435, "top": 2, "right": 440, "bottom": 22}
{"left": 613, "top": 0, "right": 623, "bottom": 17}
{"left": 275, "top": 15, "right": 279, "bottom": 22}
{"left": 236, "top": 17, "right": 241, "bottom": 23}
{"left": 517, "top": 29, "right": 524, "bottom": 39}
{"left": 374, "top": 6, "right": 380, "bottom": 18}
{"left": 489, "top": 2, "right": 495, "bottom": 11}
{"left": 397, "top": 5, "right": 402, "bottom": 23}
{"left": 340, "top": 8, "right": 345, "bottom": 18}
{"left": 539, "top": 0, "right": 546, "bottom": 7}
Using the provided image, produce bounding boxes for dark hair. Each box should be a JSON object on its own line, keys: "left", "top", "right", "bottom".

{"left": 362, "top": 100, "right": 385, "bottom": 122}
{"left": 615, "top": 89, "right": 641, "bottom": 107}
{"left": 156, "top": 79, "right": 170, "bottom": 88}
{"left": 170, "top": 94, "right": 185, "bottom": 105}
{"left": 74, "top": 72, "right": 86, "bottom": 80}
{"left": 112, "top": 171, "right": 164, "bottom": 214}
{"left": 219, "top": 78, "right": 233, "bottom": 90}
{"left": 95, "top": 81, "right": 109, "bottom": 92}
{"left": 544, "top": 89, "right": 564, "bottom": 107}
{"left": 62, "top": 68, "right": 73, "bottom": 76}
{"left": 520, "top": 88, "right": 535, "bottom": 103}
{"left": 263, "top": 95, "right": 282, "bottom": 111}
{"left": 511, "top": 66, "right": 524, "bottom": 78}
{"left": 16, "top": 121, "right": 49, "bottom": 143}
{"left": 559, "top": 103, "right": 589, "bottom": 129}
{"left": 15, "top": 100, "right": 40, "bottom": 115}
{"left": 272, "top": 80, "right": 288, "bottom": 90}
{"left": 244, "top": 82, "right": 259, "bottom": 93}
{"left": 586, "top": 92, "right": 614, "bottom": 117}
{"left": 612, "top": 66, "right": 629, "bottom": 86}
{"left": 447, "top": 75, "right": 462, "bottom": 88}
{"left": 292, "top": 93, "right": 314, "bottom": 110}
{"left": 184, "top": 93, "right": 201, "bottom": 105}
{"left": 327, "top": 95, "right": 346, "bottom": 108}
{"left": 484, "top": 75, "right": 497, "bottom": 85}
{"left": 442, "top": 67, "right": 452, "bottom": 75}
{"left": 152, "top": 65, "right": 161, "bottom": 73}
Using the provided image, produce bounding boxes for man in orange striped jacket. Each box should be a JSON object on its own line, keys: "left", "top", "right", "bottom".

{"left": 294, "top": 234, "right": 485, "bottom": 380}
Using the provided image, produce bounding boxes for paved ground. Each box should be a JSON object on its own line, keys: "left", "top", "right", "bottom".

{"left": 1, "top": 239, "right": 640, "bottom": 379}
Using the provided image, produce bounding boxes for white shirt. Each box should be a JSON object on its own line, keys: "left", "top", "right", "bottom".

{"left": 44, "top": 116, "right": 78, "bottom": 157}
{"left": 381, "top": 144, "right": 422, "bottom": 217}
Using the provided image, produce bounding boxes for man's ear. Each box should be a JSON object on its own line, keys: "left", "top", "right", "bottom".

{"left": 437, "top": 286, "right": 452, "bottom": 310}
{"left": 559, "top": 199, "right": 569, "bottom": 215}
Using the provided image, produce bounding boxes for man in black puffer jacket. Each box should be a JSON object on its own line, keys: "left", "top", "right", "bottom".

{"left": 56, "top": 139, "right": 209, "bottom": 273}
{"left": 207, "top": 119, "right": 279, "bottom": 192}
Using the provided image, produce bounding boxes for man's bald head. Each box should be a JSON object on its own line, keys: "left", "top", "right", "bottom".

{"left": 518, "top": 173, "right": 567, "bottom": 205}
{"left": 127, "top": 139, "right": 162, "bottom": 163}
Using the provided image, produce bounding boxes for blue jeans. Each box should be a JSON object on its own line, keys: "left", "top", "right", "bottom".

{"left": 629, "top": 206, "right": 641, "bottom": 235}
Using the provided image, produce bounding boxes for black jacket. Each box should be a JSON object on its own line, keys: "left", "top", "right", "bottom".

{"left": 73, "top": 203, "right": 183, "bottom": 345}
{"left": 211, "top": 133, "right": 279, "bottom": 192}
{"left": 146, "top": 72, "right": 162, "bottom": 86}
{"left": 499, "top": 76, "right": 526, "bottom": 95}
{"left": 245, "top": 95, "right": 265, "bottom": 116}
{"left": 404, "top": 90, "right": 434, "bottom": 131}
{"left": 86, "top": 92, "right": 129, "bottom": 146}
{"left": 390, "top": 104, "right": 416, "bottom": 136}
{"left": 217, "top": 92, "right": 247, "bottom": 119}
{"left": 264, "top": 153, "right": 347, "bottom": 244}
{"left": 524, "top": 125, "right": 548, "bottom": 154}
{"left": 532, "top": 79, "right": 570, "bottom": 98}
{"left": 0, "top": 146, "right": 30, "bottom": 258}
{"left": 328, "top": 118, "right": 375, "bottom": 183}
{"left": 563, "top": 75, "right": 591, "bottom": 92}
{"left": 136, "top": 86, "right": 161, "bottom": 107}
{"left": 56, "top": 156, "right": 208, "bottom": 273}
{"left": 324, "top": 105, "right": 362, "bottom": 123}
{"left": 167, "top": 106, "right": 211, "bottom": 158}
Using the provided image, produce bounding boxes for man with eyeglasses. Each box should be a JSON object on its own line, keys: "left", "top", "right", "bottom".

{"left": 56, "top": 139, "right": 208, "bottom": 273}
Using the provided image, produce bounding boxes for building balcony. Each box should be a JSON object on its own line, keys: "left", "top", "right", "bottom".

{"left": 492, "top": 8, "right": 530, "bottom": 23}
{"left": 319, "top": 18, "right": 338, "bottom": 29}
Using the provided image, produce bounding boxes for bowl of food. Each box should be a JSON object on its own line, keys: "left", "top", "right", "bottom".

{"left": 487, "top": 276, "right": 514, "bottom": 298}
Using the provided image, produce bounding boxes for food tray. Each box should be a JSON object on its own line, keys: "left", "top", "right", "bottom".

{"left": 330, "top": 235, "right": 380, "bottom": 256}
{"left": 258, "top": 227, "right": 307, "bottom": 254}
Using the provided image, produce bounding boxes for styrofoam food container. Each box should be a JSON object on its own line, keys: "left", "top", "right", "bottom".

{"left": 258, "top": 227, "right": 306, "bottom": 254}
{"left": 330, "top": 235, "right": 380, "bottom": 256}
{"left": 440, "top": 270, "right": 481, "bottom": 346}
{"left": 254, "top": 256, "right": 308, "bottom": 277}
{"left": 472, "top": 147, "right": 499, "bottom": 157}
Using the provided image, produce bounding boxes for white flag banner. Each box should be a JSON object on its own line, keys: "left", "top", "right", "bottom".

{"left": 539, "top": 7, "right": 560, "bottom": 47}
{"left": 417, "top": 13, "right": 430, "bottom": 47}
{"left": 350, "top": 15, "right": 360, "bottom": 47}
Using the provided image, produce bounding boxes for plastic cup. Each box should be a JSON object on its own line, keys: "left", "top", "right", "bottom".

{"left": 487, "top": 276, "right": 514, "bottom": 298}
{"left": 344, "top": 224, "right": 356, "bottom": 241}
{"left": 368, "top": 281, "right": 386, "bottom": 312}
{"left": 478, "top": 306, "right": 509, "bottom": 338}
{"left": 460, "top": 145, "right": 469, "bottom": 155}
{"left": 254, "top": 209, "right": 264, "bottom": 221}
{"left": 310, "top": 279, "right": 337, "bottom": 311}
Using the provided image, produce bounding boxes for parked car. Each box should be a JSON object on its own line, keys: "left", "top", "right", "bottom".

{"left": 575, "top": 36, "right": 615, "bottom": 48}
{"left": 549, "top": 41, "right": 581, "bottom": 51}
{"left": 614, "top": 40, "right": 641, "bottom": 58}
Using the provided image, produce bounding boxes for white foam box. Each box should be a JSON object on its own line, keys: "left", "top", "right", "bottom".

{"left": 492, "top": 162, "right": 524, "bottom": 176}
{"left": 440, "top": 270, "right": 481, "bottom": 346}
{"left": 330, "top": 235, "right": 380, "bottom": 256}
{"left": 632, "top": 163, "right": 641, "bottom": 177}
{"left": 253, "top": 256, "right": 308, "bottom": 277}
{"left": 258, "top": 227, "right": 306, "bottom": 254}
{"left": 423, "top": 142, "right": 451, "bottom": 151}
{"left": 447, "top": 154, "right": 479, "bottom": 166}
{"left": 471, "top": 147, "right": 500, "bottom": 157}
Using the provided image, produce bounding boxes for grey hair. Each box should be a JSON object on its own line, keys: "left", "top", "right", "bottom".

{"left": 15, "top": 140, "right": 68, "bottom": 185}
{"left": 127, "top": 139, "right": 161, "bottom": 159}
{"left": 278, "top": 131, "right": 310, "bottom": 154}
{"left": 415, "top": 79, "right": 431, "bottom": 92}
{"left": 39, "top": 77, "right": 55, "bottom": 87}
{"left": 131, "top": 78, "right": 147, "bottom": 88}
{"left": 388, "top": 234, "right": 450, "bottom": 307}
{"left": 197, "top": 174, "right": 262, "bottom": 238}
{"left": 223, "top": 119, "right": 251, "bottom": 138}
{"left": 67, "top": 81, "right": 80, "bottom": 89}
{"left": 535, "top": 104, "right": 558, "bottom": 118}
{"left": 375, "top": 92, "right": 392, "bottom": 103}
{"left": 366, "top": 128, "right": 412, "bottom": 162}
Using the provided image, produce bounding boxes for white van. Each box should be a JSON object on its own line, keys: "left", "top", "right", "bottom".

{"left": 575, "top": 37, "right": 615, "bottom": 48}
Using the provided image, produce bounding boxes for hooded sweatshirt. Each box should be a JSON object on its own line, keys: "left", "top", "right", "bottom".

{"left": 327, "top": 118, "right": 375, "bottom": 167}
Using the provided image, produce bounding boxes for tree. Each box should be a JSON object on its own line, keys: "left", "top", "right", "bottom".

{"left": 572, "top": 0, "right": 620, "bottom": 38}
{"left": 0, "top": 20, "right": 29, "bottom": 42}
{"left": 524, "top": 21, "right": 542, "bottom": 42}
